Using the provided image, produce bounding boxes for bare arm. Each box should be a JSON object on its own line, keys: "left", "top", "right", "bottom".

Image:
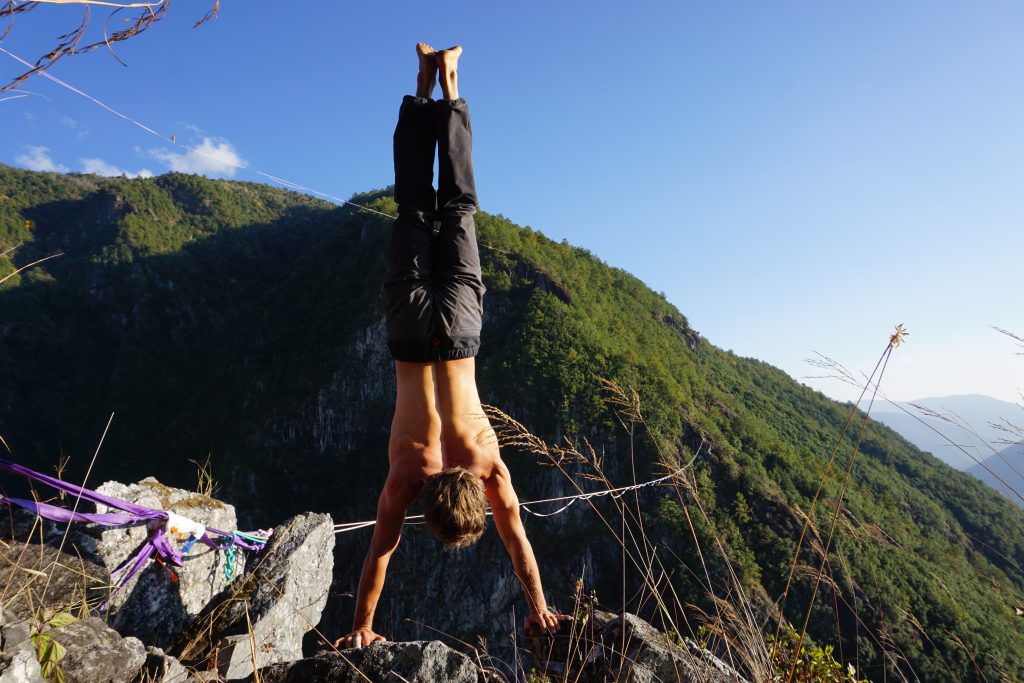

{"left": 336, "top": 469, "right": 419, "bottom": 647}
{"left": 484, "top": 461, "right": 567, "bottom": 634}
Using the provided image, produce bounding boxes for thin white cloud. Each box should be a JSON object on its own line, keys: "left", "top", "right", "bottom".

{"left": 15, "top": 146, "right": 68, "bottom": 173}
{"left": 81, "top": 158, "right": 153, "bottom": 179}
{"left": 150, "top": 137, "right": 245, "bottom": 177}
{"left": 60, "top": 116, "right": 89, "bottom": 139}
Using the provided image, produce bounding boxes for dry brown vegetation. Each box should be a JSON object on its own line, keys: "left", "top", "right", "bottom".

{"left": 0, "top": 0, "right": 220, "bottom": 94}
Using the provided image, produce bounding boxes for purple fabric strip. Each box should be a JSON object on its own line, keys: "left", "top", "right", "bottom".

{"left": 1, "top": 496, "right": 148, "bottom": 526}
{"left": 0, "top": 457, "right": 269, "bottom": 612}
{"left": 0, "top": 458, "right": 263, "bottom": 549}
{"left": 150, "top": 525, "right": 184, "bottom": 567}
{"left": 101, "top": 542, "right": 156, "bottom": 611}
{"left": 0, "top": 458, "right": 163, "bottom": 518}
{"left": 112, "top": 542, "right": 154, "bottom": 580}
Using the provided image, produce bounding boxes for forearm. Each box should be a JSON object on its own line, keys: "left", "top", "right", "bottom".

{"left": 352, "top": 545, "right": 392, "bottom": 630}
{"left": 508, "top": 534, "right": 548, "bottom": 614}
{"left": 486, "top": 466, "right": 552, "bottom": 617}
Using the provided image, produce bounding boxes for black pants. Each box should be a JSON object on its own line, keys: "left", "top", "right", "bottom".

{"left": 385, "top": 96, "right": 485, "bottom": 362}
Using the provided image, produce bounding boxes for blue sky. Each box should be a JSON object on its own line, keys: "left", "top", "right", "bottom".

{"left": 2, "top": 2, "right": 1022, "bottom": 404}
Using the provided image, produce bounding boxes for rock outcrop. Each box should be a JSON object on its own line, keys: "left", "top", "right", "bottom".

{"left": 88, "top": 478, "right": 244, "bottom": 648}
{"left": 598, "top": 612, "right": 746, "bottom": 683}
{"left": 0, "top": 607, "right": 43, "bottom": 683}
{"left": 525, "top": 611, "right": 749, "bottom": 683}
{"left": 0, "top": 610, "right": 193, "bottom": 683}
{"left": 251, "top": 641, "right": 491, "bottom": 683}
{"left": 50, "top": 617, "right": 147, "bottom": 683}
{"left": 1, "top": 480, "right": 335, "bottom": 682}
{"left": 172, "top": 512, "right": 335, "bottom": 680}
{"left": 0, "top": 512, "right": 109, "bottom": 622}
{"left": 2, "top": 478, "right": 746, "bottom": 683}
{"left": 139, "top": 647, "right": 192, "bottom": 683}
{"left": 0, "top": 649, "right": 42, "bottom": 683}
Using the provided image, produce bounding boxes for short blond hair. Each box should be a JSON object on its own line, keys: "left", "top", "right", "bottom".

{"left": 421, "top": 466, "right": 486, "bottom": 549}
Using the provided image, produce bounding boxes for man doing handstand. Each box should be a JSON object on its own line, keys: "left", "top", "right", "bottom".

{"left": 337, "top": 44, "right": 565, "bottom": 648}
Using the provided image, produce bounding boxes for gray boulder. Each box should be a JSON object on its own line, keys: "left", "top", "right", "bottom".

{"left": 52, "top": 616, "right": 146, "bottom": 683}
{"left": 526, "top": 611, "right": 748, "bottom": 683}
{"left": 0, "top": 526, "right": 109, "bottom": 622}
{"left": 0, "top": 607, "right": 43, "bottom": 683}
{"left": 251, "top": 641, "right": 490, "bottom": 683}
{"left": 172, "top": 512, "right": 334, "bottom": 680}
{"left": 137, "top": 646, "right": 193, "bottom": 682}
{"left": 0, "top": 609, "right": 31, "bottom": 654}
{"left": 89, "top": 477, "right": 245, "bottom": 649}
{"left": 0, "top": 650, "right": 43, "bottom": 683}
{"left": 599, "top": 612, "right": 747, "bottom": 683}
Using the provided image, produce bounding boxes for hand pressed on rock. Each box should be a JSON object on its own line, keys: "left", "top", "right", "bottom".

{"left": 334, "top": 627, "right": 386, "bottom": 649}
{"left": 523, "top": 609, "right": 571, "bottom": 636}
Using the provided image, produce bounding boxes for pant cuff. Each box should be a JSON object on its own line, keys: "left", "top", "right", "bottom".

{"left": 388, "top": 337, "right": 480, "bottom": 363}
{"left": 435, "top": 97, "right": 468, "bottom": 110}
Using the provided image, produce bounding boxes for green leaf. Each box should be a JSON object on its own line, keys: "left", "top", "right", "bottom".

{"left": 47, "top": 611, "right": 76, "bottom": 630}
{"left": 49, "top": 639, "right": 67, "bottom": 663}
{"left": 31, "top": 632, "right": 49, "bottom": 654}
{"left": 34, "top": 633, "right": 66, "bottom": 683}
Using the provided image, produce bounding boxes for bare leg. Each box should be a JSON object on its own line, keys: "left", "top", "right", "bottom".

{"left": 415, "top": 42, "right": 437, "bottom": 99}
{"left": 436, "top": 45, "right": 462, "bottom": 101}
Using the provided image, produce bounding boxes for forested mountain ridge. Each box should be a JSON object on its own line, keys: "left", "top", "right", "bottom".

{"left": 1, "top": 163, "right": 1023, "bottom": 681}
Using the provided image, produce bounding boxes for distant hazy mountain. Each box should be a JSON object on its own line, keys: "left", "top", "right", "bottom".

{"left": 871, "top": 394, "right": 1021, "bottom": 471}
{"left": 967, "top": 444, "right": 1024, "bottom": 507}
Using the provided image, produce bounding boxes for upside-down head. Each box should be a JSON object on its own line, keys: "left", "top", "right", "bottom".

{"left": 421, "top": 466, "right": 486, "bottom": 549}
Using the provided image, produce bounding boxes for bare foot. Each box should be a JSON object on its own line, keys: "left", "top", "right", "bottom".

{"left": 416, "top": 42, "right": 437, "bottom": 99}
{"left": 435, "top": 45, "right": 462, "bottom": 100}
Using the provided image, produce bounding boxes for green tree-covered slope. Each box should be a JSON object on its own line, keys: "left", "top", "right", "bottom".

{"left": 1, "top": 164, "right": 1021, "bottom": 681}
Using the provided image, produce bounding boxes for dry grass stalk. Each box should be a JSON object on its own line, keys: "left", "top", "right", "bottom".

{"left": 993, "top": 326, "right": 1024, "bottom": 354}
{"left": 794, "top": 564, "right": 841, "bottom": 595}
{"left": 189, "top": 454, "right": 217, "bottom": 498}
{"left": 692, "top": 595, "right": 773, "bottom": 682}
{"left": 774, "top": 328, "right": 910, "bottom": 682}
{"left": 0, "top": 252, "right": 64, "bottom": 286}
{"left": 945, "top": 630, "right": 987, "bottom": 683}
{"left": 486, "top": 378, "right": 784, "bottom": 680}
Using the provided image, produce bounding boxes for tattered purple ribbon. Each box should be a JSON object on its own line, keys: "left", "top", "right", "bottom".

{"left": 0, "top": 457, "right": 267, "bottom": 608}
